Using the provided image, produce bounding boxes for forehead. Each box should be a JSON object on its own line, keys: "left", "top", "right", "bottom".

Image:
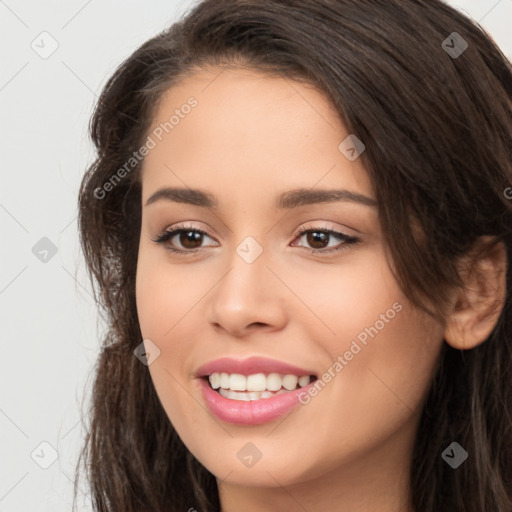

{"left": 140, "top": 67, "right": 374, "bottom": 206}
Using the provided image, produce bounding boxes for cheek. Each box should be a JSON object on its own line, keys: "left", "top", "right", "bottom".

{"left": 329, "top": 319, "right": 442, "bottom": 459}
{"left": 307, "top": 252, "right": 444, "bottom": 445}
{"left": 135, "top": 248, "right": 215, "bottom": 422}
{"left": 291, "top": 244, "right": 401, "bottom": 341}
{"left": 135, "top": 249, "right": 191, "bottom": 377}
{"left": 135, "top": 258, "right": 203, "bottom": 443}
{"left": 135, "top": 246, "right": 208, "bottom": 338}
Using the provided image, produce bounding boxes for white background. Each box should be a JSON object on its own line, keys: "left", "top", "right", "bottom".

{"left": 1, "top": 1, "right": 511, "bottom": 510}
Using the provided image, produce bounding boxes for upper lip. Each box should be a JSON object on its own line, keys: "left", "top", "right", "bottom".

{"left": 195, "top": 356, "right": 317, "bottom": 378}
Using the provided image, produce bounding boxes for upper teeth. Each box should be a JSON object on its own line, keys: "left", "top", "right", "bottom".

{"left": 208, "top": 372, "right": 311, "bottom": 392}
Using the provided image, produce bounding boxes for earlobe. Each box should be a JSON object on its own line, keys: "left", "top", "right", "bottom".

{"left": 444, "top": 236, "right": 508, "bottom": 350}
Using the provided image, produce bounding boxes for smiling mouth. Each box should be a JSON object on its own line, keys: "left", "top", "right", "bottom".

{"left": 203, "top": 372, "right": 318, "bottom": 401}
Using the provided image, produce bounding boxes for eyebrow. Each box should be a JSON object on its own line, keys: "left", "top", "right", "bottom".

{"left": 144, "top": 187, "right": 377, "bottom": 209}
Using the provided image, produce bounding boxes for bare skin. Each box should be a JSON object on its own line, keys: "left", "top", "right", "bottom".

{"left": 135, "top": 66, "right": 506, "bottom": 512}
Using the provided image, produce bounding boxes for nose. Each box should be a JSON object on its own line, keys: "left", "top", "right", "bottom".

{"left": 205, "top": 240, "right": 288, "bottom": 338}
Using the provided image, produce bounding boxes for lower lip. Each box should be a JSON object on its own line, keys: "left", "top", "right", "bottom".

{"left": 198, "top": 377, "right": 316, "bottom": 425}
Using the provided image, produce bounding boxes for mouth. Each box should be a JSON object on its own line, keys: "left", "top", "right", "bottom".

{"left": 201, "top": 372, "right": 318, "bottom": 401}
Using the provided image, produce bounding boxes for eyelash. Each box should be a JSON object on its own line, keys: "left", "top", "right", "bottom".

{"left": 151, "top": 222, "right": 360, "bottom": 255}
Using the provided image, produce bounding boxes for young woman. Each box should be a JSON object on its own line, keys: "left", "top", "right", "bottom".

{"left": 75, "top": 1, "right": 512, "bottom": 510}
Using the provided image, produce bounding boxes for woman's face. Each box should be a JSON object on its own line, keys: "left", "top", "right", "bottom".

{"left": 135, "top": 67, "right": 446, "bottom": 488}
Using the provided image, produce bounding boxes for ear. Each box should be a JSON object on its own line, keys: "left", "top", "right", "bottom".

{"left": 444, "top": 236, "right": 508, "bottom": 350}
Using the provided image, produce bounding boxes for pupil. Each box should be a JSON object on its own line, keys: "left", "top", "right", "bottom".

{"left": 181, "top": 231, "right": 202, "bottom": 249}
{"left": 308, "top": 231, "right": 327, "bottom": 249}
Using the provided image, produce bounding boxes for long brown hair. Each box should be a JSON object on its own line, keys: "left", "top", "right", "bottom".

{"left": 74, "top": 1, "right": 512, "bottom": 510}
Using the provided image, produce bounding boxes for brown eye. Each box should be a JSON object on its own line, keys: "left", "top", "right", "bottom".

{"left": 177, "top": 230, "right": 204, "bottom": 249}
{"left": 293, "top": 227, "right": 360, "bottom": 254}
{"left": 304, "top": 231, "right": 329, "bottom": 249}
{"left": 151, "top": 224, "right": 217, "bottom": 253}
